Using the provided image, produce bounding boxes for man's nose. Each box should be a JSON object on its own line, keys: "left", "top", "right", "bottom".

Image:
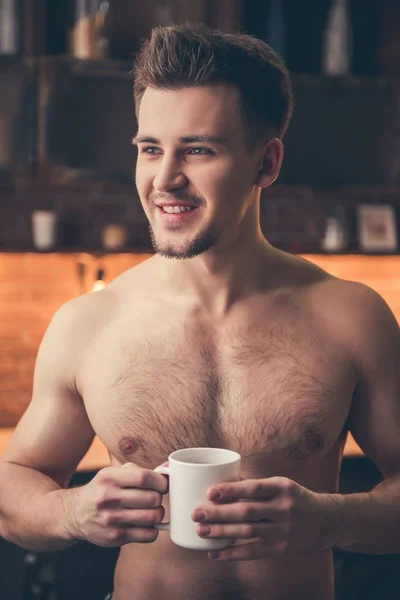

{"left": 153, "top": 156, "right": 187, "bottom": 192}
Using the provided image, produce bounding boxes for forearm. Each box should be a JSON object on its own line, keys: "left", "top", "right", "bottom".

{"left": 0, "top": 462, "right": 81, "bottom": 552}
{"left": 326, "top": 474, "right": 400, "bottom": 554}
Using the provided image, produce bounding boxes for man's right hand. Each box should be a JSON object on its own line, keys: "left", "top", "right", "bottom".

{"left": 69, "top": 462, "right": 168, "bottom": 547}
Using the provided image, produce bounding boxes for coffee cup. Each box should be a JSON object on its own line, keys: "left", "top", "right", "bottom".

{"left": 154, "top": 447, "right": 241, "bottom": 551}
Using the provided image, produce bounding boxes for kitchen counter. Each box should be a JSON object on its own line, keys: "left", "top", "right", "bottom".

{"left": 0, "top": 428, "right": 363, "bottom": 472}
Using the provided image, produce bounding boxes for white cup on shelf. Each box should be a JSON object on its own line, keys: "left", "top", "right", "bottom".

{"left": 31, "top": 210, "right": 56, "bottom": 250}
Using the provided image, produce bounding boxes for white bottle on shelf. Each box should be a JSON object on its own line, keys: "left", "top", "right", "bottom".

{"left": 322, "top": 0, "right": 353, "bottom": 76}
{"left": 321, "top": 216, "right": 347, "bottom": 253}
{"left": 0, "top": 0, "right": 19, "bottom": 55}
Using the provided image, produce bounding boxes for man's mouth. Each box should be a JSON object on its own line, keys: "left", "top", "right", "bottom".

{"left": 155, "top": 204, "right": 200, "bottom": 221}
{"left": 160, "top": 205, "right": 197, "bottom": 214}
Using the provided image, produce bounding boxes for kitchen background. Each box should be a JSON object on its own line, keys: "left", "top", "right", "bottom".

{"left": 1, "top": 1, "right": 400, "bottom": 598}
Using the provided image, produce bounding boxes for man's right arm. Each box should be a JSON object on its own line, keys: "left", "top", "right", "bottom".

{"left": 0, "top": 294, "right": 168, "bottom": 552}
{"left": 0, "top": 298, "right": 98, "bottom": 551}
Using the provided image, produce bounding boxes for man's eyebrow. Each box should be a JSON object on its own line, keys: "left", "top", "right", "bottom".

{"left": 132, "top": 136, "right": 159, "bottom": 145}
{"left": 131, "top": 135, "right": 227, "bottom": 145}
{"left": 179, "top": 135, "right": 227, "bottom": 145}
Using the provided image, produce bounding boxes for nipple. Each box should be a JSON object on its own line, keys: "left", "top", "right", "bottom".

{"left": 119, "top": 436, "right": 140, "bottom": 457}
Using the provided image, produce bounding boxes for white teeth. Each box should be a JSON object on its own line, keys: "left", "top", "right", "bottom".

{"left": 162, "top": 206, "right": 194, "bottom": 213}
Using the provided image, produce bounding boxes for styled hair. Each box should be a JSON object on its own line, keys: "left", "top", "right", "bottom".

{"left": 133, "top": 23, "right": 294, "bottom": 148}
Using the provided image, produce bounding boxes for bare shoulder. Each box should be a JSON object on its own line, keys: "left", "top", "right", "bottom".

{"left": 311, "top": 270, "right": 396, "bottom": 333}
{"left": 33, "top": 288, "right": 118, "bottom": 393}
{"left": 48, "top": 286, "right": 116, "bottom": 342}
{"left": 326, "top": 278, "right": 399, "bottom": 368}
{"left": 49, "top": 258, "right": 159, "bottom": 358}
{"left": 285, "top": 252, "right": 390, "bottom": 312}
{"left": 51, "top": 257, "right": 154, "bottom": 330}
{"left": 288, "top": 254, "right": 399, "bottom": 365}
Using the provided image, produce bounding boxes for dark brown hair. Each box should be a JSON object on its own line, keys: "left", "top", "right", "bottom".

{"left": 133, "top": 23, "right": 294, "bottom": 148}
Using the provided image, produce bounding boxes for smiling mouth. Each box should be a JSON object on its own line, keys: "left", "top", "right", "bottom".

{"left": 158, "top": 206, "right": 198, "bottom": 213}
{"left": 156, "top": 205, "right": 200, "bottom": 220}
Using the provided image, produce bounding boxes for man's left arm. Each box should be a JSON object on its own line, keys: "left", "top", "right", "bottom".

{"left": 191, "top": 283, "right": 400, "bottom": 561}
{"left": 326, "top": 284, "right": 400, "bottom": 554}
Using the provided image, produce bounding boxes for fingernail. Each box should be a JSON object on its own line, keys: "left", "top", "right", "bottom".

{"left": 209, "top": 551, "right": 220, "bottom": 560}
{"left": 209, "top": 490, "right": 222, "bottom": 502}
{"left": 194, "top": 510, "right": 206, "bottom": 522}
{"left": 198, "top": 525, "right": 211, "bottom": 536}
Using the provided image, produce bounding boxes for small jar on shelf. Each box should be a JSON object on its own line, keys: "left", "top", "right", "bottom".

{"left": 69, "top": 0, "right": 110, "bottom": 60}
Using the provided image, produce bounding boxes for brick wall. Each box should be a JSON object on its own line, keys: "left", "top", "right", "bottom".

{"left": 1, "top": 253, "right": 399, "bottom": 427}
{"left": 0, "top": 253, "right": 151, "bottom": 426}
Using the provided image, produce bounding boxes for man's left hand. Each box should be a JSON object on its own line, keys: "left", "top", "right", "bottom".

{"left": 192, "top": 477, "right": 337, "bottom": 561}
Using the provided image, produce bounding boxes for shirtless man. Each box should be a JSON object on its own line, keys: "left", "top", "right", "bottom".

{"left": 1, "top": 24, "right": 400, "bottom": 600}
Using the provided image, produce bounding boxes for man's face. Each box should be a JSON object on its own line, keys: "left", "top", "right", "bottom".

{"left": 134, "top": 84, "right": 259, "bottom": 259}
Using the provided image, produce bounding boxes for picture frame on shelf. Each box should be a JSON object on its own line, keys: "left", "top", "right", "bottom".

{"left": 357, "top": 204, "right": 398, "bottom": 253}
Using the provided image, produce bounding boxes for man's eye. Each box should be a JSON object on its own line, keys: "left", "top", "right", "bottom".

{"left": 140, "top": 146, "right": 161, "bottom": 155}
{"left": 188, "top": 147, "right": 214, "bottom": 156}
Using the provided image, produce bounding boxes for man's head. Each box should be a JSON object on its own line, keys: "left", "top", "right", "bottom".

{"left": 132, "top": 24, "right": 293, "bottom": 259}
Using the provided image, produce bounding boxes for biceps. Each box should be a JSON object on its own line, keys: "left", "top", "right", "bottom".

{"left": 349, "top": 377, "right": 400, "bottom": 478}
{"left": 3, "top": 388, "right": 95, "bottom": 487}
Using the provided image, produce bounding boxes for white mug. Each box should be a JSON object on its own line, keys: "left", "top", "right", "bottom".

{"left": 154, "top": 447, "right": 241, "bottom": 551}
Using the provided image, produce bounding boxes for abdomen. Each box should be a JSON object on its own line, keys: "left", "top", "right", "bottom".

{"left": 114, "top": 536, "right": 335, "bottom": 600}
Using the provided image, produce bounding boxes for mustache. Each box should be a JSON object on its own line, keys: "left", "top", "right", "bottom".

{"left": 149, "top": 191, "right": 204, "bottom": 207}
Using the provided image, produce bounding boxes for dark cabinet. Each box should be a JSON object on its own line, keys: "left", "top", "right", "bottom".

{"left": 0, "top": 57, "right": 37, "bottom": 178}
{"left": 38, "top": 57, "right": 135, "bottom": 181}
{"left": 281, "top": 76, "right": 400, "bottom": 186}
{"left": 36, "top": 59, "right": 400, "bottom": 187}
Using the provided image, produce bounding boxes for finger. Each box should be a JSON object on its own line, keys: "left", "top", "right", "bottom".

{"left": 192, "top": 501, "right": 284, "bottom": 524}
{"left": 119, "top": 527, "right": 160, "bottom": 546}
{"left": 95, "top": 486, "right": 164, "bottom": 510}
{"left": 110, "top": 506, "right": 165, "bottom": 527}
{"left": 156, "top": 462, "right": 170, "bottom": 494}
{"left": 120, "top": 463, "right": 168, "bottom": 492}
{"left": 207, "top": 478, "right": 286, "bottom": 503}
{"left": 196, "top": 521, "right": 282, "bottom": 541}
{"left": 118, "top": 488, "right": 163, "bottom": 509}
{"left": 99, "top": 465, "right": 168, "bottom": 493}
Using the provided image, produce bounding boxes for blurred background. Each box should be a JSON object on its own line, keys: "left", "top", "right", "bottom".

{"left": 1, "top": 1, "right": 400, "bottom": 598}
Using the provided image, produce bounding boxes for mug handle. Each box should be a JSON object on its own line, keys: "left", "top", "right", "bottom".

{"left": 153, "top": 464, "right": 170, "bottom": 531}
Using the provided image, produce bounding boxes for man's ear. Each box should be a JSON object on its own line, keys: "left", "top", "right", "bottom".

{"left": 255, "top": 138, "right": 284, "bottom": 188}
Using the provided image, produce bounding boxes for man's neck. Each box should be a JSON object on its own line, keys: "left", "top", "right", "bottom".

{"left": 155, "top": 234, "right": 278, "bottom": 319}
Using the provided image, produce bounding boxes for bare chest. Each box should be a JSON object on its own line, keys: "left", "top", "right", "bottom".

{"left": 79, "top": 313, "right": 355, "bottom": 470}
